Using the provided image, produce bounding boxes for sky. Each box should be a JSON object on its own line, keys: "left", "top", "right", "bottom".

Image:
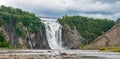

{"left": 0, "top": 0, "right": 120, "bottom": 20}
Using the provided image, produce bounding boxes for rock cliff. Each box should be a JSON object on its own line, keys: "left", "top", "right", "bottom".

{"left": 0, "top": 22, "right": 50, "bottom": 49}
{"left": 0, "top": 5, "right": 50, "bottom": 49}
{"left": 61, "top": 24, "right": 85, "bottom": 49}
{"left": 58, "top": 16, "right": 114, "bottom": 49}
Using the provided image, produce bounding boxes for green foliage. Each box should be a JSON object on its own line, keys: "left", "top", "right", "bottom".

{"left": 0, "top": 5, "right": 44, "bottom": 35}
{"left": 58, "top": 15, "right": 114, "bottom": 45}
{"left": 99, "top": 47, "right": 120, "bottom": 52}
{"left": 99, "top": 47, "right": 107, "bottom": 51}
{"left": 0, "top": 32, "right": 12, "bottom": 48}
{"left": 0, "top": 32, "right": 4, "bottom": 42}
{"left": 0, "top": 5, "right": 45, "bottom": 48}
{"left": 0, "top": 16, "right": 3, "bottom": 27}
{"left": 15, "top": 26, "right": 23, "bottom": 36}
{"left": 112, "top": 48, "right": 120, "bottom": 52}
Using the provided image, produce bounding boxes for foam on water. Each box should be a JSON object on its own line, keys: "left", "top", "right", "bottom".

{"left": 41, "top": 18, "right": 64, "bottom": 49}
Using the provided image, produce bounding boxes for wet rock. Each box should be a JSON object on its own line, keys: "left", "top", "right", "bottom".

{"left": 60, "top": 52, "right": 67, "bottom": 55}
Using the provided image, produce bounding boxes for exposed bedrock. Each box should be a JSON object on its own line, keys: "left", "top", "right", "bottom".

{"left": 61, "top": 24, "right": 85, "bottom": 49}
{"left": 85, "top": 21, "right": 120, "bottom": 49}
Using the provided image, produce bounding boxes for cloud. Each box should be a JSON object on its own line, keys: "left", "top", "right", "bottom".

{"left": 96, "top": 0, "right": 119, "bottom": 3}
{"left": 0, "top": 0, "right": 6, "bottom": 5}
{"left": 0, "top": 0, "right": 120, "bottom": 20}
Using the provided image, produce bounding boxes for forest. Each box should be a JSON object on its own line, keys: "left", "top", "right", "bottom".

{"left": 58, "top": 15, "right": 115, "bottom": 45}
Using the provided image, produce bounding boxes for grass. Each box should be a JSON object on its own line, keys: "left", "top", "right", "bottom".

{"left": 99, "top": 47, "right": 120, "bottom": 52}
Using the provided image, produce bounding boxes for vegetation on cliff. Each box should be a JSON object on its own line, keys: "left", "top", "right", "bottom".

{"left": 0, "top": 5, "right": 44, "bottom": 48}
{"left": 0, "top": 32, "right": 12, "bottom": 48}
{"left": 58, "top": 15, "right": 114, "bottom": 45}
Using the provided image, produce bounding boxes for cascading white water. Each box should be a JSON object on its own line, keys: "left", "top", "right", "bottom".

{"left": 41, "top": 18, "right": 64, "bottom": 49}
{"left": 25, "top": 27, "right": 33, "bottom": 49}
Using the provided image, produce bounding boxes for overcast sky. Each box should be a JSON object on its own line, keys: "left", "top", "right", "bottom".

{"left": 0, "top": 0, "right": 120, "bottom": 20}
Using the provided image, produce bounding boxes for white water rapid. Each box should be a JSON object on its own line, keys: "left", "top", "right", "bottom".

{"left": 41, "top": 18, "right": 64, "bottom": 49}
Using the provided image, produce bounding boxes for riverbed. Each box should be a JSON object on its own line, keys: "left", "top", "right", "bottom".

{"left": 0, "top": 50, "right": 120, "bottom": 59}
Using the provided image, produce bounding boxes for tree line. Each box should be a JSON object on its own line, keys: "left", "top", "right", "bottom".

{"left": 58, "top": 15, "right": 115, "bottom": 45}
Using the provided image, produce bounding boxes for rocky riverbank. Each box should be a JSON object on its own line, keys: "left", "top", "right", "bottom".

{"left": 0, "top": 50, "right": 120, "bottom": 59}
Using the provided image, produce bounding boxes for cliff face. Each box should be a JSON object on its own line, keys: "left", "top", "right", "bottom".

{"left": 33, "top": 28, "right": 50, "bottom": 49}
{"left": 0, "top": 22, "right": 50, "bottom": 49}
{"left": 0, "top": 6, "right": 50, "bottom": 49}
{"left": 62, "top": 24, "right": 85, "bottom": 49}
{"left": 58, "top": 16, "right": 114, "bottom": 49}
{"left": 85, "top": 22, "right": 120, "bottom": 49}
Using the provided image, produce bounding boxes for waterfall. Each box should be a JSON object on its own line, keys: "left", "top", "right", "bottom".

{"left": 25, "top": 27, "right": 33, "bottom": 49}
{"left": 41, "top": 18, "right": 64, "bottom": 49}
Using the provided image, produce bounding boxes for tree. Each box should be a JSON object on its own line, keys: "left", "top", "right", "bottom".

{"left": 58, "top": 16, "right": 114, "bottom": 44}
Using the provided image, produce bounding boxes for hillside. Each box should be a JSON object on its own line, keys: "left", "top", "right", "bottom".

{"left": 58, "top": 15, "right": 115, "bottom": 48}
{"left": 84, "top": 18, "right": 120, "bottom": 49}
{"left": 0, "top": 5, "right": 49, "bottom": 49}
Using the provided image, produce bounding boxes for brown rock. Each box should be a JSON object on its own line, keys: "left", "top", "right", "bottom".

{"left": 86, "top": 23, "right": 120, "bottom": 49}
{"left": 61, "top": 24, "right": 85, "bottom": 49}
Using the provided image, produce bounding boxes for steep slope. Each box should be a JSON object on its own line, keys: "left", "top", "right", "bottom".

{"left": 0, "top": 5, "right": 50, "bottom": 49}
{"left": 62, "top": 24, "right": 85, "bottom": 49}
{"left": 85, "top": 19, "right": 120, "bottom": 49}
